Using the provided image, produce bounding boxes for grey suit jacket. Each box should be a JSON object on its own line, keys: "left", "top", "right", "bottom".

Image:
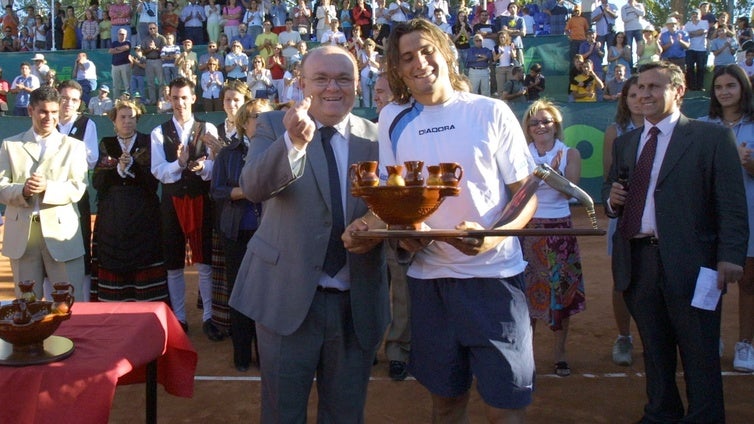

{"left": 602, "top": 115, "right": 748, "bottom": 296}
{"left": 228, "top": 111, "right": 389, "bottom": 351}
{"left": 0, "top": 129, "right": 88, "bottom": 262}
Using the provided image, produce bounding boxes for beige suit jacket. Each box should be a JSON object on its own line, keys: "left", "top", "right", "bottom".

{"left": 0, "top": 129, "right": 88, "bottom": 262}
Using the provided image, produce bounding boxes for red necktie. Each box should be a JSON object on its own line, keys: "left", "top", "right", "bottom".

{"left": 620, "top": 126, "right": 660, "bottom": 239}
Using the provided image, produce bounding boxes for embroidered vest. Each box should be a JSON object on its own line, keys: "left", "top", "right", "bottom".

{"left": 160, "top": 119, "right": 210, "bottom": 197}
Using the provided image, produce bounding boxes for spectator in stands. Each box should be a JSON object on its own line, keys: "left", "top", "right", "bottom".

{"left": 109, "top": 0, "right": 132, "bottom": 42}
{"left": 137, "top": 0, "right": 159, "bottom": 43}
{"left": 637, "top": 24, "right": 661, "bottom": 67}
{"left": 130, "top": 46, "right": 147, "bottom": 97}
{"left": 359, "top": 38, "right": 380, "bottom": 107}
{"left": 351, "top": 0, "right": 371, "bottom": 38}
{"left": 567, "top": 53, "right": 585, "bottom": 100}
{"left": 316, "top": 0, "right": 337, "bottom": 42}
{"left": 225, "top": 41, "right": 249, "bottom": 82}
{"left": 73, "top": 52, "right": 97, "bottom": 105}
{"left": 99, "top": 10, "right": 112, "bottom": 48}
{"left": 80, "top": 9, "right": 99, "bottom": 50}
{"left": 141, "top": 23, "right": 167, "bottom": 105}
{"left": 10, "top": 63, "right": 40, "bottom": 116}
{"left": 700, "top": 2, "right": 717, "bottom": 37}
{"left": 493, "top": 31, "right": 517, "bottom": 94}
{"left": 579, "top": 29, "right": 605, "bottom": 81}
{"left": 17, "top": 26, "right": 32, "bottom": 51}
{"left": 200, "top": 57, "right": 224, "bottom": 111}
{"left": 524, "top": 62, "right": 545, "bottom": 101}
{"left": 290, "top": 39, "right": 308, "bottom": 64}
{"left": 738, "top": 48, "right": 754, "bottom": 77}
{"left": 30, "top": 54, "right": 49, "bottom": 82}
{"left": 246, "top": 55, "right": 272, "bottom": 98}
{"left": 33, "top": 15, "right": 47, "bottom": 51}
{"left": 738, "top": 17, "right": 753, "bottom": 53}
{"left": 607, "top": 31, "right": 632, "bottom": 80}
{"left": 466, "top": 33, "right": 493, "bottom": 96}
{"left": 571, "top": 58, "right": 603, "bottom": 102}
{"left": 281, "top": 60, "right": 303, "bottom": 103}
{"left": 710, "top": 27, "right": 738, "bottom": 72}
{"left": 431, "top": 7, "right": 451, "bottom": 34}
{"left": 256, "top": 20, "right": 279, "bottom": 59}
{"left": 241, "top": 0, "right": 263, "bottom": 42}
{"left": 161, "top": 1, "right": 180, "bottom": 36}
{"left": 232, "top": 24, "right": 257, "bottom": 56}
{"left": 205, "top": 0, "right": 222, "bottom": 44}
{"left": 199, "top": 41, "right": 226, "bottom": 74}
{"left": 110, "top": 28, "right": 132, "bottom": 101}
{"left": 89, "top": 85, "right": 114, "bottom": 115}
{"left": 43, "top": 69, "right": 58, "bottom": 88}
{"left": 279, "top": 18, "right": 302, "bottom": 61}
{"left": 61, "top": 6, "right": 78, "bottom": 50}
{"left": 543, "top": 0, "right": 570, "bottom": 35}
{"left": 292, "top": 0, "right": 312, "bottom": 40}
{"left": 266, "top": 44, "right": 286, "bottom": 101}
{"left": 321, "top": 17, "right": 346, "bottom": 46}
{"left": 410, "top": 0, "right": 429, "bottom": 20}
{"left": 685, "top": 8, "right": 710, "bottom": 91}
{"left": 521, "top": 6, "right": 535, "bottom": 35}
{"left": 620, "top": 0, "right": 645, "bottom": 54}
{"left": 501, "top": 65, "right": 526, "bottom": 102}
{"left": 451, "top": 8, "right": 472, "bottom": 74}
{"left": 1, "top": 5, "right": 18, "bottom": 37}
{"left": 181, "top": 0, "right": 207, "bottom": 45}
{"left": 565, "top": 5, "right": 589, "bottom": 63}
{"left": 0, "top": 25, "right": 17, "bottom": 52}
{"left": 660, "top": 17, "right": 689, "bottom": 71}
{"left": 161, "top": 33, "right": 181, "bottom": 85}
{"left": 591, "top": 0, "right": 618, "bottom": 56}
{"left": 603, "top": 63, "right": 627, "bottom": 101}
{"left": 269, "top": 0, "right": 288, "bottom": 34}
{"left": 497, "top": 3, "right": 526, "bottom": 66}
{"left": 218, "top": 33, "right": 231, "bottom": 55}
{"left": 157, "top": 85, "right": 172, "bottom": 113}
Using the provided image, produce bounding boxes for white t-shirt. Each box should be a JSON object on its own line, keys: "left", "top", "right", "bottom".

{"left": 528, "top": 140, "right": 572, "bottom": 219}
{"left": 378, "top": 91, "right": 534, "bottom": 279}
{"left": 738, "top": 59, "right": 754, "bottom": 77}
{"left": 685, "top": 19, "right": 708, "bottom": 51}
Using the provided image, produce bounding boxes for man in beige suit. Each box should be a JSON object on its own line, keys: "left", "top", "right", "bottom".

{"left": 0, "top": 86, "right": 88, "bottom": 299}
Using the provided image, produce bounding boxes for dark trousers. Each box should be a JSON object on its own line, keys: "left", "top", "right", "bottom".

{"left": 77, "top": 190, "right": 91, "bottom": 275}
{"left": 224, "top": 230, "right": 256, "bottom": 367}
{"left": 685, "top": 50, "right": 708, "bottom": 91}
{"left": 184, "top": 26, "right": 205, "bottom": 45}
{"left": 623, "top": 240, "right": 724, "bottom": 423}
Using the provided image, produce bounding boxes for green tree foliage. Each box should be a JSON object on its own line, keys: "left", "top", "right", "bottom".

{"left": 643, "top": 0, "right": 752, "bottom": 28}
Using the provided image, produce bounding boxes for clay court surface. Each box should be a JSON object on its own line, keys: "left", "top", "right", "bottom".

{"left": 1, "top": 207, "right": 752, "bottom": 423}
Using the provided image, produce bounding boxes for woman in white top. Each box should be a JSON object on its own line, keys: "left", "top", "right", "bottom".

{"left": 315, "top": 0, "right": 336, "bottom": 42}
{"left": 247, "top": 56, "right": 273, "bottom": 99}
{"left": 358, "top": 38, "right": 380, "bottom": 108}
{"left": 201, "top": 57, "right": 225, "bottom": 112}
{"left": 205, "top": 0, "right": 222, "bottom": 43}
{"left": 493, "top": 31, "right": 516, "bottom": 96}
{"left": 520, "top": 99, "right": 584, "bottom": 378}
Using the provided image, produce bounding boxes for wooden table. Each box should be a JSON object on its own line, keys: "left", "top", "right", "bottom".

{"left": 0, "top": 302, "right": 197, "bottom": 424}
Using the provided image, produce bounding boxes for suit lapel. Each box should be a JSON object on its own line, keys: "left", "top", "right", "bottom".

{"left": 21, "top": 129, "right": 42, "bottom": 168}
{"left": 657, "top": 116, "right": 693, "bottom": 186}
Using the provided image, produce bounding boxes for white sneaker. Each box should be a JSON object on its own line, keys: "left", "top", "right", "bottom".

{"left": 733, "top": 341, "right": 754, "bottom": 373}
{"left": 612, "top": 335, "right": 633, "bottom": 366}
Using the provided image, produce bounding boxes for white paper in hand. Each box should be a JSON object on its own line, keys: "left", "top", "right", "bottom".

{"left": 691, "top": 267, "right": 722, "bottom": 311}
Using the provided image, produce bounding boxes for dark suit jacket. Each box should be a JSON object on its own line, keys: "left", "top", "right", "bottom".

{"left": 602, "top": 115, "right": 748, "bottom": 296}
{"left": 228, "top": 110, "right": 389, "bottom": 351}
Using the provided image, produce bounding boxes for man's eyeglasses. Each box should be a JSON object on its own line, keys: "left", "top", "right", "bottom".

{"left": 60, "top": 96, "right": 81, "bottom": 104}
{"left": 528, "top": 119, "right": 555, "bottom": 127}
{"left": 306, "top": 76, "right": 355, "bottom": 88}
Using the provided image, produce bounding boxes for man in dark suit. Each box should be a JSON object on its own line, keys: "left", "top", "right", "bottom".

{"left": 228, "top": 45, "right": 389, "bottom": 423}
{"left": 603, "top": 61, "right": 748, "bottom": 423}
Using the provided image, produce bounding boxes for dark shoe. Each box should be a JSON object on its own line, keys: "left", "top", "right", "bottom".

{"left": 555, "top": 361, "right": 571, "bottom": 377}
{"left": 203, "top": 320, "right": 225, "bottom": 341}
{"left": 179, "top": 321, "right": 189, "bottom": 333}
{"left": 389, "top": 360, "right": 408, "bottom": 381}
{"left": 234, "top": 362, "right": 249, "bottom": 372}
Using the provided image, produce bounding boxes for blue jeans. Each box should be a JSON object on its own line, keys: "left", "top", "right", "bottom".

{"left": 162, "top": 67, "right": 178, "bottom": 85}
{"left": 130, "top": 75, "right": 145, "bottom": 97}
{"left": 81, "top": 39, "right": 97, "bottom": 50}
{"left": 78, "top": 79, "right": 97, "bottom": 105}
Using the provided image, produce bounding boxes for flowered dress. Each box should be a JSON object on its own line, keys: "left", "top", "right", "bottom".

{"left": 520, "top": 140, "right": 585, "bottom": 330}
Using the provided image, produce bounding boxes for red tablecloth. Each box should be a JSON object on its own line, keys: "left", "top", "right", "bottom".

{"left": 0, "top": 302, "right": 197, "bottom": 424}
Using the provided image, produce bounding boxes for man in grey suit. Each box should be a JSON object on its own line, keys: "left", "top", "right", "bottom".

{"left": 0, "top": 86, "right": 88, "bottom": 299}
{"left": 604, "top": 61, "right": 748, "bottom": 423}
{"left": 228, "top": 45, "right": 389, "bottom": 423}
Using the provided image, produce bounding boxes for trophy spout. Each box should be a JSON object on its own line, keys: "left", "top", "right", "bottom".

{"left": 533, "top": 164, "right": 599, "bottom": 230}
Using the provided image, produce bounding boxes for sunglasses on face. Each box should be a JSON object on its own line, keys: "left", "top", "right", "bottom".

{"left": 528, "top": 119, "right": 555, "bottom": 127}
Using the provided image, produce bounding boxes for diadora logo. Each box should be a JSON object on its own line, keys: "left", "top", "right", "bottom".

{"left": 418, "top": 124, "right": 455, "bottom": 135}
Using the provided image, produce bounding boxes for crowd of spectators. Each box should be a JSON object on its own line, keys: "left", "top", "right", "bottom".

{"left": 0, "top": 1, "right": 753, "bottom": 107}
